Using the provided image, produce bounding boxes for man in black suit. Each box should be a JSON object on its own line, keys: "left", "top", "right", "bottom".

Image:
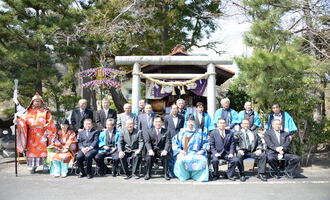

{"left": 138, "top": 104, "right": 155, "bottom": 138}
{"left": 118, "top": 118, "right": 144, "bottom": 179}
{"left": 164, "top": 104, "right": 184, "bottom": 138}
{"left": 164, "top": 104, "right": 184, "bottom": 177}
{"left": 95, "top": 98, "right": 117, "bottom": 130}
{"left": 76, "top": 118, "right": 99, "bottom": 179}
{"left": 70, "top": 99, "right": 94, "bottom": 132}
{"left": 235, "top": 119, "right": 267, "bottom": 182}
{"left": 143, "top": 116, "right": 171, "bottom": 180}
{"left": 265, "top": 119, "right": 300, "bottom": 179}
{"left": 209, "top": 118, "right": 238, "bottom": 181}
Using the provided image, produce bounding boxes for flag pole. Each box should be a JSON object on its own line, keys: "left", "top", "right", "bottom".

{"left": 14, "top": 79, "right": 18, "bottom": 177}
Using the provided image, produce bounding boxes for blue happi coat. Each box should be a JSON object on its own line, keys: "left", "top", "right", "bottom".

{"left": 98, "top": 129, "right": 120, "bottom": 153}
{"left": 265, "top": 111, "right": 297, "bottom": 135}
{"left": 172, "top": 128, "right": 209, "bottom": 182}
{"left": 211, "top": 108, "right": 239, "bottom": 131}
{"left": 237, "top": 110, "right": 262, "bottom": 128}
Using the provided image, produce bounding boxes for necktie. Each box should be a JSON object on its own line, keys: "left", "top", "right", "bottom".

{"left": 276, "top": 131, "right": 281, "bottom": 144}
{"left": 156, "top": 129, "right": 160, "bottom": 142}
{"left": 245, "top": 131, "right": 251, "bottom": 151}
{"left": 105, "top": 110, "right": 108, "bottom": 118}
{"left": 81, "top": 110, "right": 84, "bottom": 117}
{"left": 86, "top": 130, "right": 89, "bottom": 138}
{"left": 147, "top": 114, "right": 151, "bottom": 128}
{"left": 221, "top": 131, "right": 225, "bottom": 139}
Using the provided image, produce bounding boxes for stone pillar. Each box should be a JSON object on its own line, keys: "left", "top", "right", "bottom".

{"left": 131, "top": 62, "right": 141, "bottom": 114}
{"left": 207, "top": 63, "right": 216, "bottom": 120}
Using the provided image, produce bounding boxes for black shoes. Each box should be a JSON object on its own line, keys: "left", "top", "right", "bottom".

{"left": 284, "top": 171, "right": 294, "bottom": 179}
{"left": 132, "top": 174, "right": 140, "bottom": 179}
{"left": 87, "top": 174, "right": 93, "bottom": 179}
{"left": 78, "top": 173, "right": 86, "bottom": 178}
{"left": 239, "top": 174, "right": 246, "bottom": 182}
{"left": 257, "top": 174, "right": 267, "bottom": 182}
{"left": 144, "top": 175, "right": 151, "bottom": 180}
{"left": 227, "top": 176, "right": 236, "bottom": 181}
{"left": 273, "top": 172, "right": 281, "bottom": 179}
{"left": 124, "top": 174, "right": 132, "bottom": 180}
{"left": 224, "top": 173, "right": 236, "bottom": 181}
{"left": 112, "top": 172, "right": 117, "bottom": 177}
{"left": 164, "top": 175, "right": 171, "bottom": 181}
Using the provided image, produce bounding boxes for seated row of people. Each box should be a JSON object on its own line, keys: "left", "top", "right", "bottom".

{"left": 66, "top": 114, "right": 300, "bottom": 182}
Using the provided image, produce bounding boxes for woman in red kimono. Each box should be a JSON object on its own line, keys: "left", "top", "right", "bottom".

{"left": 48, "top": 119, "right": 77, "bottom": 178}
{"left": 16, "top": 92, "right": 56, "bottom": 173}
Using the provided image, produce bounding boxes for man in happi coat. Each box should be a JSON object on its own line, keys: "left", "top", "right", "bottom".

{"left": 16, "top": 92, "right": 56, "bottom": 173}
{"left": 212, "top": 98, "right": 239, "bottom": 132}
{"left": 265, "top": 103, "right": 297, "bottom": 136}
{"left": 237, "top": 101, "right": 262, "bottom": 131}
{"left": 172, "top": 114, "right": 209, "bottom": 182}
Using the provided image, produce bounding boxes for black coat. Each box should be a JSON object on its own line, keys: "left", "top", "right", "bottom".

{"left": 234, "top": 129, "right": 264, "bottom": 152}
{"left": 209, "top": 129, "right": 235, "bottom": 156}
{"left": 77, "top": 129, "right": 99, "bottom": 150}
{"left": 70, "top": 108, "right": 94, "bottom": 132}
{"left": 143, "top": 127, "right": 171, "bottom": 152}
{"left": 264, "top": 129, "right": 291, "bottom": 154}
{"left": 118, "top": 128, "right": 144, "bottom": 153}
{"left": 95, "top": 109, "right": 117, "bottom": 130}
{"left": 164, "top": 114, "right": 184, "bottom": 138}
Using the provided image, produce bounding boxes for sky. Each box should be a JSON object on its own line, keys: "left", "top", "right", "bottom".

{"left": 190, "top": 2, "right": 253, "bottom": 74}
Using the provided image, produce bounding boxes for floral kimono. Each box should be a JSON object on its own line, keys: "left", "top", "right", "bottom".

{"left": 17, "top": 107, "right": 56, "bottom": 168}
{"left": 48, "top": 129, "right": 77, "bottom": 176}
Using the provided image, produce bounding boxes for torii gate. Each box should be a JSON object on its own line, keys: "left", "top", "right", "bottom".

{"left": 115, "top": 56, "right": 233, "bottom": 120}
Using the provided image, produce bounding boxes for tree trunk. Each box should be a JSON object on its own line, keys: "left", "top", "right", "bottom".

{"left": 109, "top": 87, "right": 127, "bottom": 113}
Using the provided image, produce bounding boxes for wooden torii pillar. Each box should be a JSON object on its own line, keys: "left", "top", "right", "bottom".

{"left": 115, "top": 56, "right": 233, "bottom": 120}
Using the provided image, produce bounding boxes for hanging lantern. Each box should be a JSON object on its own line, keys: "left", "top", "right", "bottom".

{"left": 180, "top": 86, "right": 186, "bottom": 95}
{"left": 172, "top": 87, "right": 176, "bottom": 95}
{"left": 96, "top": 67, "right": 105, "bottom": 80}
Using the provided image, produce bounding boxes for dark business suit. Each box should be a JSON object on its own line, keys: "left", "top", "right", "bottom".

{"left": 138, "top": 112, "right": 155, "bottom": 136}
{"left": 265, "top": 130, "right": 300, "bottom": 174}
{"left": 118, "top": 128, "right": 144, "bottom": 176}
{"left": 164, "top": 114, "right": 184, "bottom": 138}
{"left": 95, "top": 108, "right": 117, "bottom": 130}
{"left": 70, "top": 108, "right": 94, "bottom": 132}
{"left": 234, "top": 129, "right": 266, "bottom": 175}
{"left": 143, "top": 127, "right": 171, "bottom": 177}
{"left": 209, "top": 129, "right": 239, "bottom": 178}
{"left": 76, "top": 129, "right": 99, "bottom": 176}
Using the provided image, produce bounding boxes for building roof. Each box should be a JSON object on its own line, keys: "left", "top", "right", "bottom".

{"left": 127, "top": 45, "right": 235, "bottom": 85}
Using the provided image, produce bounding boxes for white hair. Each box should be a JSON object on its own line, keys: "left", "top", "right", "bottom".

{"left": 78, "top": 99, "right": 87, "bottom": 105}
{"left": 125, "top": 118, "right": 134, "bottom": 125}
{"left": 220, "top": 98, "right": 230, "bottom": 105}
{"left": 123, "top": 103, "right": 131, "bottom": 109}
{"left": 176, "top": 99, "right": 185, "bottom": 104}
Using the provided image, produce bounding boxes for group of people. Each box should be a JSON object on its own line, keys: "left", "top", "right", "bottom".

{"left": 16, "top": 93, "right": 301, "bottom": 182}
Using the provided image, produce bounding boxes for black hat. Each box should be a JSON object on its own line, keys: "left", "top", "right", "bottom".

{"left": 59, "top": 118, "right": 70, "bottom": 125}
{"left": 186, "top": 114, "right": 195, "bottom": 121}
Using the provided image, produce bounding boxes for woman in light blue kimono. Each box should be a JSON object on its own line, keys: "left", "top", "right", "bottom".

{"left": 172, "top": 114, "right": 209, "bottom": 182}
